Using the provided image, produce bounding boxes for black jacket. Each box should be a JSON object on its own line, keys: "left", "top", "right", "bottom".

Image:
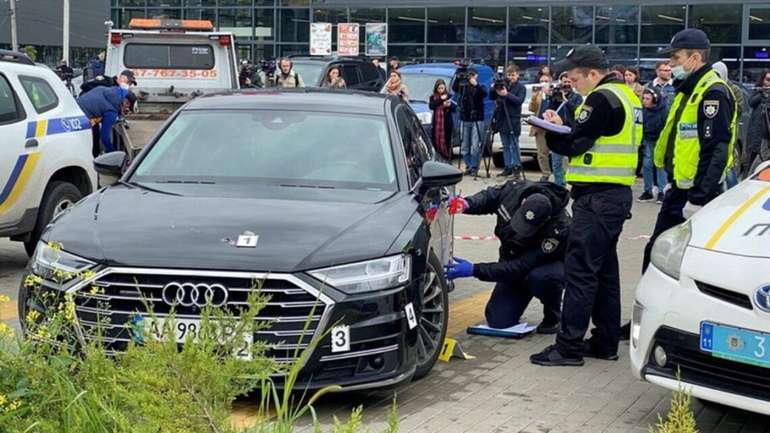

{"left": 490, "top": 80, "right": 526, "bottom": 136}
{"left": 663, "top": 65, "right": 734, "bottom": 206}
{"left": 546, "top": 90, "right": 583, "bottom": 125}
{"left": 463, "top": 180, "right": 571, "bottom": 283}
{"left": 748, "top": 89, "right": 770, "bottom": 154}
{"left": 452, "top": 79, "right": 487, "bottom": 122}
{"left": 642, "top": 89, "right": 670, "bottom": 142}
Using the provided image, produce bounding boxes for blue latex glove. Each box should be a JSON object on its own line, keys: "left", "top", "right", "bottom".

{"left": 444, "top": 257, "right": 474, "bottom": 280}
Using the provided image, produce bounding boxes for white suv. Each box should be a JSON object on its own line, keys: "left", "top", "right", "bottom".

{"left": 0, "top": 50, "right": 96, "bottom": 256}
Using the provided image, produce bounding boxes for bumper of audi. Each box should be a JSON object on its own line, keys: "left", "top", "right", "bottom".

{"left": 18, "top": 265, "right": 420, "bottom": 392}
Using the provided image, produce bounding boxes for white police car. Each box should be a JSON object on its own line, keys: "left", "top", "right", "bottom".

{"left": 631, "top": 162, "right": 770, "bottom": 415}
{"left": 0, "top": 50, "right": 96, "bottom": 256}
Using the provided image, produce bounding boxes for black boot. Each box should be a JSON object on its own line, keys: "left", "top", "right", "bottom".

{"left": 511, "top": 166, "right": 522, "bottom": 180}
{"left": 497, "top": 169, "right": 512, "bottom": 177}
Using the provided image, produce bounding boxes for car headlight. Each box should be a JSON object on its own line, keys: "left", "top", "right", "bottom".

{"left": 650, "top": 221, "right": 691, "bottom": 280}
{"left": 309, "top": 255, "right": 411, "bottom": 295}
{"left": 31, "top": 241, "right": 95, "bottom": 284}
{"left": 416, "top": 111, "right": 432, "bottom": 125}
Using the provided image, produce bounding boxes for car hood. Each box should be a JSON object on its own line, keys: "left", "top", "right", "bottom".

{"left": 45, "top": 185, "right": 417, "bottom": 272}
{"left": 688, "top": 178, "right": 770, "bottom": 258}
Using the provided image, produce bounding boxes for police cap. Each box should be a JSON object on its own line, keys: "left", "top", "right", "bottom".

{"left": 661, "top": 28, "right": 710, "bottom": 54}
{"left": 120, "top": 69, "right": 137, "bottom": 85}
{"left": 510, "top": 193, "right": 552, "bottom": 238}
{"left": 554, "top": 45, "right": 609, "bottom": 74}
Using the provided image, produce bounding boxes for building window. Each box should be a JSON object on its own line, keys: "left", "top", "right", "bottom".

{"left": 508, "top": 46, "right": 548, "bottom": 82}
{"left": 280, "top": 0, "right": 308, "bottom": 6}
{"left": 749, "top": 8, "right": 770, "bottom": 40}
{"left": 388, "top": 46, "right": 425, "bottom": 65}
{"left": 218, "top": 8, "right": 252, "bottom": 39}
{"left": 280, "top": 9, "right": 309, "bottom": 43}
{"left": 184, "top": 8, "right": 216, "bottom": 22}
{"left": 278, "top": 44, "right": 308, "bottom": 57}
{"left": 640, "top": 5, "right": 686, "bottom": 44}
{"left": 427, "top": 45, "right": 464, "bottom": 64}
{"left": 639, "top": 46, "right": 671, "bottom": 82}
{"left": 389, "top": 8, "right": 426, "bottom": 44}
{"left": 254, "top": 8, "right": 274, "bottom": 41}
{"left": 509, "top": 7, "right": 549, "bottom": 45}
{"left": 743, "top": 47, "right": 770, "bottom": 84}
{"left": 467, "top": 7, "right": 505, "bottom": 44}
{"left": 708, "top": 46, "right": 741, "bottom": 80}
{"left": 148, "top": 0, "right": 180, "bottom": 5}
{"left": 688, "top": 4, "right": 741, "bottom": 44}
{"left": 146, "top": 8, "right": 182, "bottom": 19}
{"left": 219, "top": 0, "right": 252, "bottom": 6}
{"left": 467, "top": 46, "right": 505, "bottom": 70}
{"left": 428, "top": 8, "right": 465, "bottom": 44}
{"left": 551, "top": 6, "right": 593, "bottom": 44}
{"left": 120, "top": 0, "right": 146, "bottom": 6}
{"left": 119, "top": 8, "right": 149, "bottom": 28}
{"left": 595, "top": 5, "right": 638, "bottom": 44}
{"left": 350, "top": 8, "right": 386, "bottom": 26}
{"left": 598, "top": 46, "right": 639, "bottom": 71}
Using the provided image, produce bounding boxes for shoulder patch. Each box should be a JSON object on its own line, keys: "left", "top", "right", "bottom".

{"left": 703, "top": 100, "right": 719, "bottom": 119}
{"left": 541, "top": 238, "right": 559, "bottom": 254}
{"left": 577, "top": 106, "right": 593, "bottom": 124}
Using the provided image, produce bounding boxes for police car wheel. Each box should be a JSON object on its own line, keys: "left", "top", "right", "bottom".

{"left": 413, "top": 252, "right": 449, "bottom": 380}
{"left": 23, "top": 181, "right": 83, "bottom": 257}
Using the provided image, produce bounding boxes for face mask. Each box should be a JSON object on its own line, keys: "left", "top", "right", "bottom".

{"left": 119, "top": 83, "right": 130, "bottom": 90}
{"left": 671, "top": 55, "right": 695, "bottom": 80}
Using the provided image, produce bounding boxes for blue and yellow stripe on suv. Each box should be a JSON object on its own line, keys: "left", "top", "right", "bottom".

{"left": 0, "top": 153, "right": 41, "bottom": 215}
{"left": 25, "top": 115, "right": 90, "bottom": 139}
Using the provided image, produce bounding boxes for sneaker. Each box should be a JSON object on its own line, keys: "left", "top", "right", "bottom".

{"left": 497, "top": 169, "right": 512, "bottom": 177}
{"left": 511, "top": 166, "right": 523, "bottom": 180}
{"left": 530, "top": 345, "right": 584, "bottom": 366}
{"left": 637, "top": 191, "right": 654, "bottom": 202}
{"left": 470, "top": 169, "right": 479, "bottom": 177}
{"left": 536, "top": 320, "right": 560, "bottom": 335}
{"left": 656, "top": 193, "right": 664, "bottom": 204}
{"left": 581, "top": 340, "right": 619, "bottom": 361}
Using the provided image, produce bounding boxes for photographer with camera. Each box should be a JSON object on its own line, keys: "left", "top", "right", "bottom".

{"left": 55, "top": 59, "right": 76, "bottom": 95}
{"left": 453, "top": 66, "right": 487, "bottom": 176}
{"left": 272, "top": 57, "right": 304, "bottom": 88}
{"left": 545, "top": 72, "right": 583, "bottom": 186}
{"left": 490, "top": 64, "right": 527, "bottom": 179}
{"left": 748, "top": 70, "right": 770, "bottom": 171}
{"left": 239, "top": 60, "right": 260, "bottom": 88}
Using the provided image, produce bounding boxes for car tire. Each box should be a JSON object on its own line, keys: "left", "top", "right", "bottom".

{"left": 492, "top": 151, "right": 505, "bottom": 169}
{"left": 413, "top": 252, "right": 449, "bottom": 380}
{"left": 23, "top": 181, "right": 83, "bottom": 257}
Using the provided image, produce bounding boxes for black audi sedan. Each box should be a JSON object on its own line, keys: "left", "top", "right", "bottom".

{"left": 19, "top": 89, "right": 462, "bottom": 391}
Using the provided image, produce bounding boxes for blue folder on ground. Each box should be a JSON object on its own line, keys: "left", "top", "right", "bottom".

{"left": 466, "top": 322, "right": 538, "bottom": 339}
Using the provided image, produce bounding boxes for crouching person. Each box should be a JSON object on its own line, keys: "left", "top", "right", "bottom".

{"left": 445, "top": 180, "right": 570, "bottom": 333}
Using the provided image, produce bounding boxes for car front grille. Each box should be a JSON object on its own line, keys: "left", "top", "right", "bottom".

{"left": 646, "top": 327, "right": 770, "bottom": 402}
{"left": 70, "top": 268, "right": 333, "bottom": 363}
{"left": 695, "top": 281, "right": 753, "bottom": 310}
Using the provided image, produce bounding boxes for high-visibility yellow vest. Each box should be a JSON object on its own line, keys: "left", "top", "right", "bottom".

{"left": 654, "top": 69, "right": 737, "bottom": 189}
{"left": 566, "top": 82, "right": 642, "bottom": 186}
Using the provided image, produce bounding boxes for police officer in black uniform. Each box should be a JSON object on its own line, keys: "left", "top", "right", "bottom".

{"left": 530, "top": 45, "right": 640, "bottom": 366}
{"left": 444, "top": 180, "right": 571, "bottom": 332}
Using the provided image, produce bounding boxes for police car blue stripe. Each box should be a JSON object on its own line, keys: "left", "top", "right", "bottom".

{"left": 25, "top": 122, "right": 36, "bottom": 139}
{"left": 0, "top": 155, "right": 28, "bottom": 204}
{"left": 25, "top": 116, "right": 91, "bottom": 139}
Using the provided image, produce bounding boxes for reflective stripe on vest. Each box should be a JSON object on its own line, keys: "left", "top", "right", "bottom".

{"left": 653, "top": 69, "right": 737, "bottom": 190}
{"left": 565, "top": 82, "right": 642, "bottom": 186}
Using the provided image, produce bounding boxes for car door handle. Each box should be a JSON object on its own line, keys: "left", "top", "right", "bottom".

{"left": 25, "top": 138, "right": 39, "bottom": 148}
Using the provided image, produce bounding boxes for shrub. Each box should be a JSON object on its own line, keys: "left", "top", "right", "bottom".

{"left": 649, "top": 380, "right": 698, "bottom": 433}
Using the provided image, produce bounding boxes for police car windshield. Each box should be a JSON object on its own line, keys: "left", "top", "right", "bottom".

{"left": 131, "top": 110, "right": 397, "bottom": 191}
{"left": 291, "top": 62, "right": 324, "bottom": 85}
{"left": 399, "top": 73, "right": 450, "bottom": 102}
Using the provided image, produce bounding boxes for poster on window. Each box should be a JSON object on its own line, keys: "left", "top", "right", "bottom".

{"left": 365, "top": 23, "right": 387, "bottom": 57}
{"left": 310, "top": 23, "right": 332, "bottom": 56}
{"left": 337, "top": 23, "right": 360, "bottom": 57}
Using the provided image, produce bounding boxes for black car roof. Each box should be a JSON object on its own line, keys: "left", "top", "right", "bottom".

{"left": 184, "top": 88, "right": 392, "bottom": 115}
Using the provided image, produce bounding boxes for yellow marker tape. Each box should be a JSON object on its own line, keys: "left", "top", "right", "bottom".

{"left": 704, "top": 185, "right": 770, "bottom": 250}
{"left": 0, "top": 153, "right": 40, "bottom": 215}
{"left": 35, "top": 119, "right": 48, "bottom": 138}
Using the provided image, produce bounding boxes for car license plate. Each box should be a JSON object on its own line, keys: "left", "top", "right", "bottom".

{"left": 700, "top": 321, "right": 770, "bottom": 369}
{"left": 146, "top": 318, "right": 253, "bottom": 360}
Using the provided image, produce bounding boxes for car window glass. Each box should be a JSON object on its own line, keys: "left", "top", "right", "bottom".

{"left": 18, "top": 76, "right": 58, "bottom": 114}
{"left": 395, "top": 105, "right": 421, "bottom": 184}
{"left": 0, "top": 75, "right": 21, "bottom": 124}
{"left": 340, "top": 65, "right": 361, "bottom": 86}
{"left": 410, "top": 113, "right": 434, "bottom": 162}
{"left": 124, "top": 44, "right": 215, "bottom": 70}
{"left": 361, "top": 63, "right": 378, "bottom": 82}
{"left": 134, "top": 110, "right": 397, "bottom": 191}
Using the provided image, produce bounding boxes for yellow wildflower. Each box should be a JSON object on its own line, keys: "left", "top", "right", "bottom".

{"left": 53, "top": 269, "right": 73, "bottom": 283}
{"left": 0, "top": 323, "right": 13, "bottom": 338}
{"left": 0, "top": 295, "right": 9, "bottom": 303}
{"left": 47, "top": 241, "right": 62, "bottom": 251}
{"left": 24, "top": 274, "right": 43, "bottom": 288}
{"left": 89, "top": 285, "right": 104, "bottom": 295}
{"left": 0, "top": 394, "right": 6, "bottom": 407}
{"left": 80, "top": 270, "right": 96, "bottom": 281}
{"left": 6, "top": 400, "right": 21, "bottom": 412}
{"left": 35, "top": 324, "right": 51, "bottom": 340}
{"left": 26, "top": 310, "right": 41, "bottom": 324}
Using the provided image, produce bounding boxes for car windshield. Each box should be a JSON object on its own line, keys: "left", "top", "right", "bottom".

{"left": 399, "top": 73, "right": 452, "bottom": 102}
{"left": 132, "top": 110, "right": 397, "bottom": 191}
{"left": 291, "top": 62, "right": 324, "bottom": 86}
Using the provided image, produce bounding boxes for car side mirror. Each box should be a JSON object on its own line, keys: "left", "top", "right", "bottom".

{"left": 94, "top": 151, "right": 127, "bottom": 186}
{"left": 419, "top": 161, "right": 463, "bottom": 192}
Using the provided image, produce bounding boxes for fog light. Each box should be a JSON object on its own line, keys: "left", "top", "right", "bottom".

{"left": 631, "top": 301, "right": 644, "bottom": 349}
{"left": 369, "top": 355, "right": 385, "bottom": 370}
{"left": 653, "top": 345, "right": 668, "bottom": 367}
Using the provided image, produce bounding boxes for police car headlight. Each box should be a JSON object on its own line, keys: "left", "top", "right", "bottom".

{"left": 31, "top": 241, "right": 95, "bottom": 285}
{"left": 416, "top": 111, "right": 432, "bottom": 125}
{"left": 650, "top": 221, "right": 691, "bottom": 280}
{"left": 309, "top": 255, "right": 411, "bottom": 295}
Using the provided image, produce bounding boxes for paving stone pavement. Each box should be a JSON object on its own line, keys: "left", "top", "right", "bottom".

{"left": 2, "top": 163, "right": 769, "bottom": 432}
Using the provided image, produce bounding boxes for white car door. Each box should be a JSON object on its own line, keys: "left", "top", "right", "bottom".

{"left": 0, "top": 71, "right": 35, "bottom": 226}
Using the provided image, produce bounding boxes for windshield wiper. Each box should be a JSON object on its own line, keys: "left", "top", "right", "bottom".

{"left": 153, "top": 180, "right": 216, "bottom": 185}
{"left": 120, "top": 180, "right": 181, "bottom": 196}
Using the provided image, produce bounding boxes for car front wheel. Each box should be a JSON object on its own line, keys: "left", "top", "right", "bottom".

{"left": 23, "top": 181, "right": 82, "bottom": 257}
{"left": 413, "top": 252, "right": 449, "bottom": 380}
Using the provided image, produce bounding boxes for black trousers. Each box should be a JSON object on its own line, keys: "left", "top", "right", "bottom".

{"left": 555, "top": 187, "right": 632, "bottom": 357}
{"left": 484, "top": 261, "right": 564, "bottom": 329}
{"left": 642, "top": 187, "right": 689, "bottom": 273}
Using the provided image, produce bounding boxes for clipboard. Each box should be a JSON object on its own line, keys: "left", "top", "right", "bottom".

{"left": 526, "top": 116, "right": 572, "bottom": 135}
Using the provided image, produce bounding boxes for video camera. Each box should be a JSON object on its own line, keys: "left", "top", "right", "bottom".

{"left": 454, "top": 58, "right": 472, "bottom": 87}
{"left": 259, "top": 59, "right": 277, "bottom": 77}
{"left": 533, "top": 82, "right": 570, "bottom": 102}
{"left": 493, "top": 66, "right": 507, "bottom": 91}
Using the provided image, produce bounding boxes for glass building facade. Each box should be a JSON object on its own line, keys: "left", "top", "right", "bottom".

{"left": 110, "top": 1, "right": 770, "bottom": 84}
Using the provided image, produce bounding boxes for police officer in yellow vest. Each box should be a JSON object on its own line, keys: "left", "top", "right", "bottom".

{"left": 530, "top": 45, "right": 641, "bottom": 366}
{"left": 642, "top": 29, "right": 737, "bottom": 272}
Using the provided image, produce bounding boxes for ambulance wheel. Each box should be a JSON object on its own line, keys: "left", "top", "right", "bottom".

{"left": 24, "top": 181, "right": 83, "bottom": 257}
{"left": 413, "top": 252, "right": 449, "bottom": 380}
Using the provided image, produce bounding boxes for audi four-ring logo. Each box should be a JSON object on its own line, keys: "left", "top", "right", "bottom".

{"left": 161, "top": 282, "right": 229, "bottom": 307}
